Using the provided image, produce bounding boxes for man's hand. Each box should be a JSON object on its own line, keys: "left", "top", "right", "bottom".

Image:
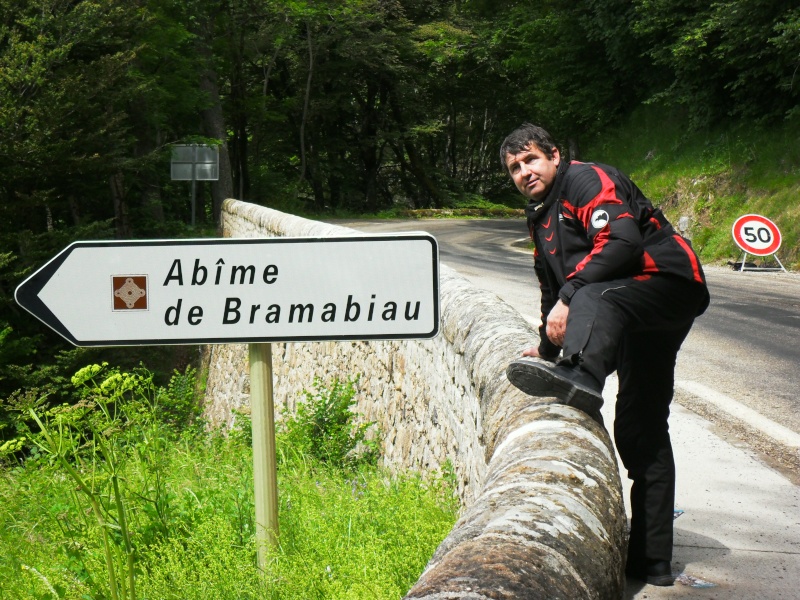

{"left": 522, "top": 347, "right": 559, "bottom": 362}
{"left": 546, "top": 299, "right": 569, "bottom": 347}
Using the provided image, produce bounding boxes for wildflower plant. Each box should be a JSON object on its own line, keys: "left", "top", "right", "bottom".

{"left": 7, "top": 363, "right": 201, "bottom": 600}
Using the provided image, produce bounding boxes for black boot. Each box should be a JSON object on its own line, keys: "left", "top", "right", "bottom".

{"left": 626, "top": 558, "right": 675, "bottom": 586}
{"left": 506, "top": 357, "right": 604, "bottom": 416}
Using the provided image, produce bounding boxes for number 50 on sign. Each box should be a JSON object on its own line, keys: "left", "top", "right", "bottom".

{"left": 731, "top": 214, "right": 782, "bottom": 257}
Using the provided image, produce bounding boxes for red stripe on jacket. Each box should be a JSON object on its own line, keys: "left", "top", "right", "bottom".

{"left": 562, "top": 165, "right": 625, "bottom": 231}
{"left": 562, "top": 165, "right": 628, "bottom": 278}
{"left": 568, "top": 227, "right": 612, "bottom": 278}
{"left": 673, "top": 235, "right": 704, "bottom": 283}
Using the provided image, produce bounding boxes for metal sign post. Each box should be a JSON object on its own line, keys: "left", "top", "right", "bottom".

{"left": 170, "top": 145, "right": 220, "bottom": 226}
{"left": 15, "top": 234, "right": 440, "bottom": 570}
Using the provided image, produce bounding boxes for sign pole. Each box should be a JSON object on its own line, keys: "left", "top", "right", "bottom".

{"left": 191, "top": 177, "right": 196, "bottom": 228}
{"left": 249, "top": 342, "right": 279, "bottom": 569}
{"left": 191, "top": 146, "right": 197, "bottom": 227}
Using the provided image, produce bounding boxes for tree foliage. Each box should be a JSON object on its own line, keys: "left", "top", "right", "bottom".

{"left": 0, "top": 0, "right": 797, "bottom": 419}
{"left": 625, "top": 0, "right": 799, "bottom": 124}
{"left": 0, "top": 0, "right": 795, "bottom": 230}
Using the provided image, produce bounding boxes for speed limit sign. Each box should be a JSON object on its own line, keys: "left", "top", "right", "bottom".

{"left": 731, "top": 214, "right": 782, "bottom": 257}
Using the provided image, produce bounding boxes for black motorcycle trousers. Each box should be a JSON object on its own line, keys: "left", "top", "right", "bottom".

{"left": 558, "top": 274, "right": 708, "bottom": 562}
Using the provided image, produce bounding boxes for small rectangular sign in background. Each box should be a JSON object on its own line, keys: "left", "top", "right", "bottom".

{"left": 15, "top": 235, "right": 439, "bottom": 347}
{"left": 170, "top": 144, "right": 220, "bottom": 181}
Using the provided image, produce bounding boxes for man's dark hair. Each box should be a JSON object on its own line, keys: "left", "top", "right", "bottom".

{"left": 499, "top": 123, "right": 557, "bottom": 168}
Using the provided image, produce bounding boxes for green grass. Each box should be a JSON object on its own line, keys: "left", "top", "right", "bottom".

{"left": 586, "top": 106, "right": 800, "bottom": 269}
{"left": 0, "top": 367, "right": 458, "bottom": 599}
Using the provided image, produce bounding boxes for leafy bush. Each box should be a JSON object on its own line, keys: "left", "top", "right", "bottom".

{"left": 279, "top": 376, "right": 379, "bottom": 469}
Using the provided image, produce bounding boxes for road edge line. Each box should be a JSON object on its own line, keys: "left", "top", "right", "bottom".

{"left": 675, "top": 379, "right": 800, "bottom": 449}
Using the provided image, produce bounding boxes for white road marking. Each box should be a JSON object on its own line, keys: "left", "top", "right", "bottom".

{"left": 676, "top": 379, "right": 800, "bottom": 449}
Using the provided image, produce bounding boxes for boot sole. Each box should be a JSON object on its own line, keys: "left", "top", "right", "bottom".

{"left": 506, "top": 360, "right": 604, "bottom": 415}
{"left": 646, "top": 573, "right": 675, "bottom": 586}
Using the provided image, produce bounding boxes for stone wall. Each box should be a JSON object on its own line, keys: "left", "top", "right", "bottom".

{"left": 202, "top": 200, "right": 488, "bottom": 502}
{"left": 203, "top": 199, "right": 627, "bottom": 597}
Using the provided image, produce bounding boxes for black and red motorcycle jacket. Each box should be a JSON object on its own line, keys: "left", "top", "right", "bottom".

{"left": 527, "top": 159, "right": 709, "bottom": 358}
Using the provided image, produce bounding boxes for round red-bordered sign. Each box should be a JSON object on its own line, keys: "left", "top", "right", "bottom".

{"left": 731, "top": 214, "right": 782, "bottom": 256}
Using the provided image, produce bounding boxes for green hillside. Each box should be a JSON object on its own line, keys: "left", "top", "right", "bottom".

{"left": 586, "top": 108, "right": 800, "bottom": 270}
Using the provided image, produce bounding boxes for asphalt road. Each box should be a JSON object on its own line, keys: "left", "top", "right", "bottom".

{"left": 332, "top": 218, "right": 800, "bottom": 476}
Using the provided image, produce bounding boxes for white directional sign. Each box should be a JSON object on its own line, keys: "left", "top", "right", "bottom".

{"left": 731, "top": 214, "right": 782, "bottom": 257}
{"left": 15, "top": 235, "right": 439, "bottom": 346}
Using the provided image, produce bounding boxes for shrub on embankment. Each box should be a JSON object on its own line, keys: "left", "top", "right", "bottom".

{"left": 0, "top": 365, "right": 457, "bottom": 599}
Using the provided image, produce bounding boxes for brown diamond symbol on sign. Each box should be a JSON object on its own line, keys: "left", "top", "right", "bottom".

{"left": 112, "top": 276, "right": 148, "bottom": 310}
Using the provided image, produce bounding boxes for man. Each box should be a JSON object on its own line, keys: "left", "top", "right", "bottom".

{"left": 500, "top": 123, "right": 709, "bottom": 586}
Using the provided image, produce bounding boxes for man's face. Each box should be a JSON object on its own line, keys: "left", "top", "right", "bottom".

{"left": 504, "top": 143, "right": 561, "bottom": 202}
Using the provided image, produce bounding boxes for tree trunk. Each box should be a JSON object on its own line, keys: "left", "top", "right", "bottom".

{"left": 68, "top": 196, "right": 81, "bottom": 226}
{"left": 230, "top": 27, "right": 250, "bottom": 202}
{"left": 136, "top": 132, "right": 165, "bottom": 224}
{"left": 200, "top": 76, "right": 234, "bottom": 223}
{"left": 298, "top": 22, "right": 314, "bottom": 184}
{"left": 359, "top": 80, "right": 387, "bottom": 213}
{"left": 252, "top": 46, "right": 280, "bottom": 171}
{"left": 110, "top": 172, "right": 131, "bottom": 239}
{"left": 142, "top": 187, "right": 165, "bottom": 224}
{"left": 568, "top": 138, "right": 580, "bottom": 161}
{"left": 387, "top": 140, "right": 420, "bottom": 207}
{"left": 388, "top": 92, "right": 444, "bottom": 208}
{"left": 196, "top": 13, "right": 234, "bottom": 227}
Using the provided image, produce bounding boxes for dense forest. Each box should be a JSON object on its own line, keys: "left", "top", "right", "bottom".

{"left": 1, "top": 0, "right": 798, "bottom": 421}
